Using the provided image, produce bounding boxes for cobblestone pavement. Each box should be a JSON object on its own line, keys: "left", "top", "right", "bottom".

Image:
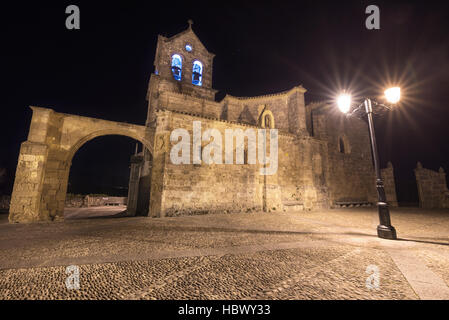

{"left": 0, "top": 207, "right": 448, "bottom": 300}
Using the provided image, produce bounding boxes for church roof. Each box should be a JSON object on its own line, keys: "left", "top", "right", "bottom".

{"left": 223, "top": 85, "right": 307, "bottom": 102}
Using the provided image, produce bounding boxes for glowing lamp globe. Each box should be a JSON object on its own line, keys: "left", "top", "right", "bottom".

{"left": 337, "top": 94, "right": 352, "bottom": 113}
{"left": 384, "top": 87, "right": 401, "bottom": 104}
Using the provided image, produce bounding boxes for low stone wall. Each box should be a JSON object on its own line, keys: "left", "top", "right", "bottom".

{"left": 0, "top": 195, "right": 10, "bottom": 210}
{"left": 65, "top": 194, "right": 127, "bottom": 208}
{"left": 4, "top": 193, "right": 127, "bottom": 209}
{"left": 415, "top": 162, "right": 449, "bottom": 208}
{"left": 65, "top": 194, "right": 87, "bottom": 208}
{"left": 86, "top": 196, "right": 127, "bottom": 207}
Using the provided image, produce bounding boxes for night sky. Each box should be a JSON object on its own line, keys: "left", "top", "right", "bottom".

{"left": 1, "top": 1, "right": 449, "bottom": 201}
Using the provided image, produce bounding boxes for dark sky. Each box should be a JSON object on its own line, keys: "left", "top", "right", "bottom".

{"left": 1, "top": 1, "right": 449, "bottom": 200}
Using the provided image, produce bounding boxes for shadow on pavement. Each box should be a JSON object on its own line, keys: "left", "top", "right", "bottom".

{"left": 397, "top": 237, "right": 449, "bottom": 247}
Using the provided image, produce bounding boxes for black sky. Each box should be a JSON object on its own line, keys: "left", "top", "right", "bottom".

{"left": 1, "top": 0, "right": 449, "bottom": 200}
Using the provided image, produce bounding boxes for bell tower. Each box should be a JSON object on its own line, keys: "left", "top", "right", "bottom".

{"left": 146, "top": 21, "right": 217, "bottom": 125}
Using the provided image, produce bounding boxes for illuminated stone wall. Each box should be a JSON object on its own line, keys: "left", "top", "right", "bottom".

{"left": 415, "top": 162, "right": 449, "bottom": 208}
{"left": 143, "top": 106, "right": 340, "bottom": 216}
{"left": 151, "top": 109, "right": 280, "bottom": 216}
{"left": 311, "top": 104, "right": 377, "bottom": 205}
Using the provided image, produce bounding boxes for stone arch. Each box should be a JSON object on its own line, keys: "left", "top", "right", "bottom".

{"left": 66, "top": 133, "right": 153, "bottom": 217}
{"left": 65, "top": 129, "right": 153, "bottom": 164}
{"left": 9, "top": 107, "right": 155, "bottom": 223}
{"left": 259, "top": 109, "right": 275, "bottom": 129}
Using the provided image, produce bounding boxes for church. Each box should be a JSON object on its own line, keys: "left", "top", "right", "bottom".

{"left": 126, "top": 22, "right": 398, "bottom": 217}
{"left": 8, "top": 23, "right": 398, "bottom": 223}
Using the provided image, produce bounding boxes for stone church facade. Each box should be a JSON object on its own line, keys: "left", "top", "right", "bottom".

{"left": 8, "top": 24, "right": 397, "bottom": 223}
{"left": 126, "top": 24, "right": 397, "bottom": 218}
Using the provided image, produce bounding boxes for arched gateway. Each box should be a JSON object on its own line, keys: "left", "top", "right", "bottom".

{"left": 9, "top": 107, "right": 155, "bottom": 223}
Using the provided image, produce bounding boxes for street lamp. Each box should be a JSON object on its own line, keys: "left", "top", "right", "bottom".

{"left": 337, "top": 87, "right": 400, "bottom": 240}
{"left": 337, "top": 94, "right": 352, "bottom": 113}
{"left": 384, "top": 87, "right": 401, "bottom": 104}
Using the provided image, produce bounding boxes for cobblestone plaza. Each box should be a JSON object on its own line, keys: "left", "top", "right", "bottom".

{"left": 1, "top": 207, "right": 448, "bottom": 300}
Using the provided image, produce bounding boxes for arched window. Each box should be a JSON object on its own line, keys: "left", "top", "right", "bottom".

{"left": 259, "top": 109, "right": 275, "bottom": 129}
{"left": 338, "top": 136, "right": 350, "bottom": 154}
{"left": 265, "top": 115, "right": 272, "bottom": 129}
{"left": 192, "top": 61, "right": 203, "bottom": 86}
{"left": 171, "top": 54, "right": 182, "bottom": 81}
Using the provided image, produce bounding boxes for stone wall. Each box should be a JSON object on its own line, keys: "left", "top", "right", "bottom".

{"left": 277, "top": 135, "right": 330, "bottom": 210}
{"left": 158, "top": 89, "right": 222, "bottom": 118}
{"left": 312, "top": 106, "right": 377, "bottom": 205}
{"left": 65, "top": 194, "right": 127, "bottom": 208}
{"left": 142, "top": 100, "right": 397, "bottom": 217}
{"left": 155, "top": 110, "right": 265, "bottom": 217}
{"left": 65, "top": 194, "right": 86, "bottom": 207}
{"left": 147, "top": 108, "right": 335, "bottom": 217}
{"left": 86, "top": 196, "right": 127, "bottom": 207}
{"left": 415, "top": 162, "right": 449, "bottom": 208}
{"left": 309, "top": 104, "right": 399, "bottom": 207}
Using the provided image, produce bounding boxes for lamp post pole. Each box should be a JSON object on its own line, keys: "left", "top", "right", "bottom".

{"left": 364, "top": 98, "right": 397, "bottom": 240}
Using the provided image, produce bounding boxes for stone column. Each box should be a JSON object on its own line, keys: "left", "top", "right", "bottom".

{"left": 9, "top": 107, "right": 70, "bottom": 222}
{"left": 9, "top": 107, "right": 56, "bottom": 223}
{"left": 9, "top": 142, "right": 49, "bottom": 223}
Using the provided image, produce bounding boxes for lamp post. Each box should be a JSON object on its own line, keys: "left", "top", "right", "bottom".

{"left": 337, "top": 87, "right": 400, "bottom": 240}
